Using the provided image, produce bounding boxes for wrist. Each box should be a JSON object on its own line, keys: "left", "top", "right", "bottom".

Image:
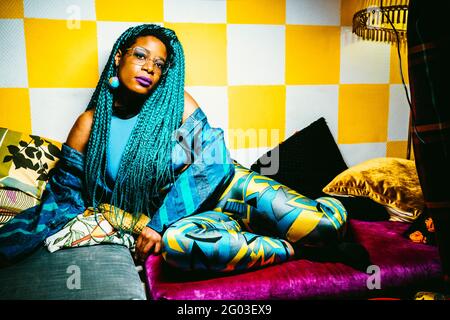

{"left": 147, "top": 220, "right": 163, "bottom": 235}
{"left": 134, "top": 214, "right": 151, "bottom": 235}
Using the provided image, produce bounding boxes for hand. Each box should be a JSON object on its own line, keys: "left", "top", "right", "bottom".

{"left": 135, "top": 226, "right": 162, "bottom": 262}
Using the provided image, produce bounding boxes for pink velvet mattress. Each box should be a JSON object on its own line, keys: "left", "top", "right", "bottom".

{"left": 145, "top": 219, "right": 442, "bottom": 300}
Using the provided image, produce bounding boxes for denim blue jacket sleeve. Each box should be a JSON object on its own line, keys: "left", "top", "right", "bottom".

{"left": 0, "top": 143, "right": 87, "bottom": 263}
{"left": 147, "top": 108, "right": 235, "bottom": 233}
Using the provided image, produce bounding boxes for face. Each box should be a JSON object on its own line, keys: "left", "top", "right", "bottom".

{"left": 115, "top": 35, "right": 168, "bottom": 95}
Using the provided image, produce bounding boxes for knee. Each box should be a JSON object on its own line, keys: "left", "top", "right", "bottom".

{"left": 160, "top": 223, "right": 195, "bottom": 270}
{"left": 315, "top": 197, "right": 348, "bottom": 238}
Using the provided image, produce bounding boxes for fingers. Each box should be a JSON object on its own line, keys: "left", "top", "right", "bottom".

{"left": 134, "top": 227, "right": 162, "bottom": 262}
{"left": 141, "top": 237, "right": 162, "bottom": 257}
{"left": 134, "top": 235, "right": 143, "bottom": 261}
{"left": 142, "top": 240, "right": 156, "bottom": 259}
{"left": 135, "top": 237, "right": 161, "bottom": 261}
{"left": 135, "top": 233, "right": 143, "bottom": 254}
{"left": 135, "top": 233, "right": 150, "bottom": 261}
{"left": 154, "top": 241, "right": 161, "bottom": 255}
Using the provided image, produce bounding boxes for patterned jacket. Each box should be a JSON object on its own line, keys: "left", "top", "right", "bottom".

{"left": 0, "top": 108, "right": 235, "bottom": 263}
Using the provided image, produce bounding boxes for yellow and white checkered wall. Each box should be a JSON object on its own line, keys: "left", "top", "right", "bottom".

{"left": 0, "top": 0, "right": 410, "bottom": 168}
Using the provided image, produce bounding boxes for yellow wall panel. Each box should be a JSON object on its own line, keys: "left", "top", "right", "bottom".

{"left": 341, "top": 0, "right": 360, "bottom": 26}
{"left": 338, "top": 84, "right": 389, "bottom": 144}
{"left": 0, "top": 88, "right": 31, "bottom": 133}
{"left": 390, "top": 44, "right": 409, "bottom": 84}
{"left": 165, "top": 23, "right": 227, "bottom": 86}
{"left": 24, "top": 19, "right": 98, "bottom": 88}
{"left": 228, "top": 86, "right": 285, "bottom": 149}
{"left": 286, "top": 25, "right": 340, "bottom": 84}
{"left": 386, "top": 140, "right": 409, "bottom": 159}
{"left": 0, "top": 0, "right": 23, "bottom": 19}
{"left": 96, "top": 0, "right": 163, "bottom": 22}
{"left": 227, "top": 0, "right": 285, "bottom": 24}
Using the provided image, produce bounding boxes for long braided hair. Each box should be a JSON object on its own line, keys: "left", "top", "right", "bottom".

{"left": 84, "top": 24, "right": 185, "bottom": 230}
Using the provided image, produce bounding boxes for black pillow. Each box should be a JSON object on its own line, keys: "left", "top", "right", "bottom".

{"left": 250, "top": 117, "right": 389, "bottom": 221}
{"left": 251, "top": 117, "right": 346, "bottom": 199}
{"left": 333, "top": 196, "right": 390, "bottom": 221}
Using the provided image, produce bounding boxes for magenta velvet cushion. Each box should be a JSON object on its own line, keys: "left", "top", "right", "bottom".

{"left": 145, "top": 219, "right": 442, "bottom": 300}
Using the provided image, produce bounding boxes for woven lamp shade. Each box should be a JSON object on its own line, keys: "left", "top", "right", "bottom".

{"left": 353, "top": 0, "right": 409, "bottom": 44}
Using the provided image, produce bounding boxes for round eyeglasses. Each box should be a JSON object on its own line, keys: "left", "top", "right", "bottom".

{"left": 125, "top": 46, "right": 170, "bottom": 75}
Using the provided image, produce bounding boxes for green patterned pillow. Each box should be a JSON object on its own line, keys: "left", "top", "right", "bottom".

{"left": 0, "top": 127, "right": 62, "bottom": 200}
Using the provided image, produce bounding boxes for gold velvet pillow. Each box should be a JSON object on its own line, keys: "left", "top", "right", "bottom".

{"left": 322, "top": 157, "right": 424, "bottom": 222}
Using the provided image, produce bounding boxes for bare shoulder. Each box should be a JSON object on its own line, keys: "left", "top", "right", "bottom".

{"left": 65, "top": 109, "right": 95, "bottom": 154}
{"left": 183, "top": 90, "right": 200, "bottom": 124}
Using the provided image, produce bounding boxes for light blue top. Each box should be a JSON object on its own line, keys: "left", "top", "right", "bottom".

{"left": 107, "top": 114, "right": 139, "bottom": 183}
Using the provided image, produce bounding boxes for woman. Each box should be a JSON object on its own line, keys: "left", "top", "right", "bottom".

{"left": 1, "top": 24, "right": 361, "bottom": 271}
{"left": 67, "top": 24, "right": 355, "bottom": 271}
{"left": 65, "top": 24, "right": 206, "bottom": 261}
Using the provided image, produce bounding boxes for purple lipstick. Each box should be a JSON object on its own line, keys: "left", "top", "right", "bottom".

{"left": 135, "top": 76, "right": 152, "bottom": 87}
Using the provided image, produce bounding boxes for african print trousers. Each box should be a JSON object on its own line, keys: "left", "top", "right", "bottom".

{"left": 161, "top": 161, "right": 347, "bottom": 272}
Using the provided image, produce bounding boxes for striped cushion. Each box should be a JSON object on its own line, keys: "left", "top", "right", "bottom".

{"left": 0, "top": 188, "right": 40, "bottom": 228}
{"left": 0, "top": 208, "right": 16, "bottom": 229}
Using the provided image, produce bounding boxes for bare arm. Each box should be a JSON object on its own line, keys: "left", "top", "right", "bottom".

{"left": 182, "top": 90, "right": 199, "bottom": 124}
{"left": 65, "top": 109, "right": 94, "bottom": 154}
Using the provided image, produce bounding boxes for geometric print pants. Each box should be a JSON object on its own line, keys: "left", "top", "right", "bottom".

{"left": 161, "top": 161, "right": 348, "bottom": 272}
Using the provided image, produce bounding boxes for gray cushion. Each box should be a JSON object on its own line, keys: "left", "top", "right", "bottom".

{"left": 0, "top": 244, "right": 146, "bottom": 300}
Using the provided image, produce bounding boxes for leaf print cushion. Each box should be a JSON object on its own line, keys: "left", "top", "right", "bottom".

{"left": 0, "top": 127, "right": 62, "bottom": 200}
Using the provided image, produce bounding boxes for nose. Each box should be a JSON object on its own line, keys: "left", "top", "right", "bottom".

{"left": 141, "top": 60, "right": 155, "bottom": 74}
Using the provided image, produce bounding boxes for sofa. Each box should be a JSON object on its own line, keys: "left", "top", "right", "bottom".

{"left": 0, "top": 118, "right": 444, "bottom": 300}
{"left": 0, "top": 218, "right": 442, "bottom": 300}
{"left": 0, "top": 244, "right": 146, "bottom": 300}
